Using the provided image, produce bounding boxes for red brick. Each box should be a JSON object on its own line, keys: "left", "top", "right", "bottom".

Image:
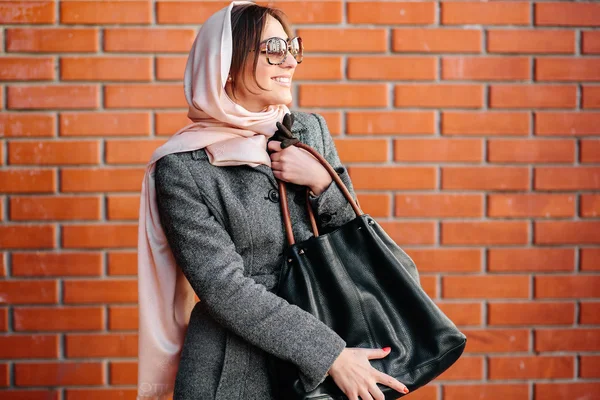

{"left": 462, "top": 329, "right": 529, "bottom": 353}
{"left": 581, "top": 140, "right": 600, "bottom": 164}
{"left": 293, "top": 57, "right": 343, "bottom": 81}
{"left": 320, "top": 112, "right": 342, "bottom": 136}
{"left": 442, "top": 57, "right": 530, "bottom": 81}
{"left": 348, "top": 2, "right": 434, "bottom": 24}
{"left": 442, "top": 112, "right": 529, "bottom": 136}
{"left": 0, "top": 113, "right": 55, "bottom": 137}
{"left": 261, "top": 1, "right": 343, "bottom": 24}
{"left": 488, "top": 194, "right": 575, "bottom": 218}
{"left": 581, "top": 356, "right": 600, "bottom": 378}
{"left": 443, "top": 275, "right": 529, "bottom": 299}
{"left": 488, "top": 248, "right": 575, "bottom": 272}
{"left": 0, "top": 1, "right": 55, "bottom": 24}
{"left": 65, "top": 388, "right": 137, "bottom": 400}
{"left": 60, "top": 168, "right": 145, "bottom": 192}
{"left": 104, "top": 28, "right": 195, "bottom": 53}
{"left": 346, "top": 111, "right": 435, "bottom": 135}
{"left": 107, "top": 252, "right": 137, "bottom": 276}
{"left": 395, "top": 84, "right": 483, "bottom": 108}
{"left": 535, "top": 275, "right": 600, "bottom": 298}
{"left": 377, "top": 221, "right": 436, "bottom": 246}
{"left": 535, "top": 167, "right": 600, "bottom": 190}
{"left": 8, "top": 141, "right": 100, "bottom": 165}
{"left": 10, "top": 196, "right": 101, "bottom": 221}
{"left": 0, "top": 225, "right": 55, "bottom": 249}
{"left": 419, "top": 276, "right": 437, "bottom": 299}
{"left": 405, "top": 248, "right": 481, "bottom": 273}
{"left": 536, "top": 221, "right": 600, "bottom": 244}
{"left": 581, "top": 303, "right": 600, "bottom": 324}
{"left": 7, "top": 85, "right": 98, "bottom": 110}
{"left": 6, "top": 28, "right": 98, "bottom": 53}
{"left": 489, "top": 302, "right": 575, "bottom": 326}
{"left": 442, "top": 2, "right": 530, "bottom": 25}
{"left": 156, "top": 1, "right": 227, "bottom": 23}
{"left": 488, "top": 139, "right": 574, "bottom": 163}
{"left": 109, "top": 361, "right": 137, "bottom": 385}
{"left": 155, "top": 56, "right": 186, "bottom": 81}
{"left": 581, "top": 248, "right": 600, "bottom": 271}
{"left": 334, "top": 139, "right": 388, "bottom": 163}
{"left": 393, "top": 28, "right": 481, "bottom": 53}
{"left": 65, "top": 333, "right": 137, "bottom": 357}
{"left": 348, "top": 57, "right": 436, "bottom": 81}
{"left": 60, "top": 1, "right": 151, "bottom": 24}
{"left": 536, "top": 58, "right": 600, "bottom": 82}
{"left": 296, "top": 29, "right": 387, "bottom": 53}
{"left": 108, "top": 306, "right": 138, "bottom": 330}
{"left": 535, "top": 383, "right": 600, "bottom": 400}
{"left": 14, "top": 307, "right": 104, "bottom": 332}
{"left": 535, "top": 112, "right": 600, "bottom": 136}
{"left": 61, "top": 57, "right": 152, "bottom": 82}
{"left": 0, "top": 169, "right": 55, "bottom": 193}
{"left": 355, "top": 194, "right": 390, "bottom": 218}
{"left": 349, "top": 167, "right": 436, "bottom": 190}
{"left": 0, "top": 280, "right": 58, "bottom": 304}
{"left": 401, "top": 138, "right": 483, "bottom": 163}
{"left": 442, "top": 167, "right": 530, "bottom": 191}
{"left": 60, "top": 112, "right": 151, "bottom": 137}
{"left": 0, "top": 391, "right": 59, "bottom": 400}
{"left": 105, "top": 139, "right": 165, "bottom": 164}
{"left": 105, "top": 84, "right": 186, "bottom": 109}
{"left": 299, "top": 84, "right": 387, "bottom": 108}
{"left": 583, "top": 31, "right": 600, "bottom": 54}
{"left": 488, "top": 29, "right": 575, "bottom": 54}
{"left": 0, "top": 362, "right": 7, "bottom": 385}
{"left": 0, "top": 308, "right": 7, "bottom": 331}
{"left": 490, "top": 85, "right": 577, "bottom": 109}
{"left": 62, "top": 224, "right": 137, "bottom": 249}
{"left": 443, "top": 220, "right": 529, "bottom": 245}
{"left": 0, "top": 57, "right": 55, "bottom": 81}
{"left": 0, "top": 335, "right": 59, "bottom": 359}
{"left": 489, "top": 356, "right": 573, "bottom": 380}
{"left": 396, "top": 194, "right": 483, "bottom": 217}
{"left": 63, "top": 279, "right": 137, "bottom": 304}
{"left": 15, "top": 362, "right": 103, "bottom": 386}
{"left": 436, "top": 303, "right": 482, "bottom": 326}
{"left": 107, "top": 195, "right": 140, "bottom": 221}
{"left": 535, "top": 2, "right": 600, "bottom": 27}
{"left": 581, "top": 194, "right": 600, "bottom": 217}
{"left": 437, "top": 356, "right": 483, "bottom": 380}
{"left": 583, "top": 85, "right": 600, "bottom": 109}
{"left": 12, "top": 252, "right": 102, "bottom": 277}
{"left": 155, "top": 111, "right": 191, "bottom": 136}
{"left": 535, "top": 329, "right": 600, "bottom": 352}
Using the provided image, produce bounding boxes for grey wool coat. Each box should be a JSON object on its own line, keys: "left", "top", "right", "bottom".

{"left": 154, "top": 112, "right": 359, "bottom": 400}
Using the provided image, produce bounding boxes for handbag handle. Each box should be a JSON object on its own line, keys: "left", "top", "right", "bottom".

{"left": 277, "top": 142, "right": 364, "bottom": 245}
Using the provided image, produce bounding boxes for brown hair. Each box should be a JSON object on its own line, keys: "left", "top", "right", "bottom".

{"left": 228, "top": 3, "right": 292, "bottom": 97}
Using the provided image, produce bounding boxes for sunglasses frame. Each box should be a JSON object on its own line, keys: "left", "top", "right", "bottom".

{"left": 257, "top": 36, "right": 303, "bottom": 66}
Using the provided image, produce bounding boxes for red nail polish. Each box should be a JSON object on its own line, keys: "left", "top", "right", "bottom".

{"left": 382, "top": 347, "right": 391, "bottom": 352}
{"left": 403, "top": 388, "right": 409, "bottom": 394}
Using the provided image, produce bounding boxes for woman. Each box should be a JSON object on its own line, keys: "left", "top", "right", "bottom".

{"left": 137, "top": 2, "right": 409, "bottom": 399}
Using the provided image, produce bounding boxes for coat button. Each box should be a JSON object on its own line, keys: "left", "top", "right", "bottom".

{"left": 321, "top": 213, "right": 332, "bottom": 223}
{"left": 268, "top": 189, "right": 279, "bottom": 203}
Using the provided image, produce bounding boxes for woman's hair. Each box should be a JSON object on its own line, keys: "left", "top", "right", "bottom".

{"left": 229, "top": 3, "right": 292, "bottom": 97}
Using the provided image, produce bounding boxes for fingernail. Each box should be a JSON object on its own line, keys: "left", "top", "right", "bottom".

{"left": 382, "top": 347, "right": 391, "bottom": 352}
{"left": 403, "top": 388, "right": 409, "bottom": 394}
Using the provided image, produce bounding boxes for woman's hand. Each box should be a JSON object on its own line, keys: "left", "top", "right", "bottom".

{"left": 327, "top": 347, "right": 409, "bottom": 400}
{"left": 267, "top": 141, "right": 332, "bottom": 196}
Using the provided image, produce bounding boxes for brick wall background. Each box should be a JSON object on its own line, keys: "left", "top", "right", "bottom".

{"left": 0, "top": 0, "right": 599, "bottom": 399}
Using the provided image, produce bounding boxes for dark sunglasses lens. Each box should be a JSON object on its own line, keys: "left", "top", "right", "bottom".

{"left": 266, "top": 38, "right": 287, "bottom": 64}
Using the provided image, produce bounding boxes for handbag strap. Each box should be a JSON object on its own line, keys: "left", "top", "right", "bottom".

{"left": 277, "top": 142, "right": 364, "bottom": 245}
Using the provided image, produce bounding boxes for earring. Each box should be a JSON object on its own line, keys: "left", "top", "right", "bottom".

{"left": 227, "top": 75, "right": 232, "bottom": 82}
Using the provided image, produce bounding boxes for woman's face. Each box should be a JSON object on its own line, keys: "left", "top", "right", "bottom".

{"left": 227, "top": 15, "right": 297, "bottom": 112}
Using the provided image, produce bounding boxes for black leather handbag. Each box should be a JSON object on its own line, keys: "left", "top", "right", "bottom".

{"left": 268, "top": 136, "right": 467, "bottom": 400}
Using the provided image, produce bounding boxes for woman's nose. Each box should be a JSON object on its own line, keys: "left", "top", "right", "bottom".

{"left": 280, "top": 51, "right": 298, "bottom": 68}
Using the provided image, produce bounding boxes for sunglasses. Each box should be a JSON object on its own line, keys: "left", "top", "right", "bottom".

{"left": 258, "top": 36, "right": 303, "bottom": 66}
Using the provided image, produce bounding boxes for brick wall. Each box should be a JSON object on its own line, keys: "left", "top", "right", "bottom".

{"left": 0, "top": 1, "right": 599, "bottom": 399}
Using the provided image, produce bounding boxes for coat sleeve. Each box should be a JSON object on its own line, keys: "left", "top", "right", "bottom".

{"left": 154, "top": 153, "right": 346, "bottom": 392}
{"left": 307, "top": 113, "right": 359, "bottom": 231}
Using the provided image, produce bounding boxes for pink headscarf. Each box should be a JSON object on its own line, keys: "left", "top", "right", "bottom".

{"left": 137, "top": 2, "right": 289, "bottom": 398}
